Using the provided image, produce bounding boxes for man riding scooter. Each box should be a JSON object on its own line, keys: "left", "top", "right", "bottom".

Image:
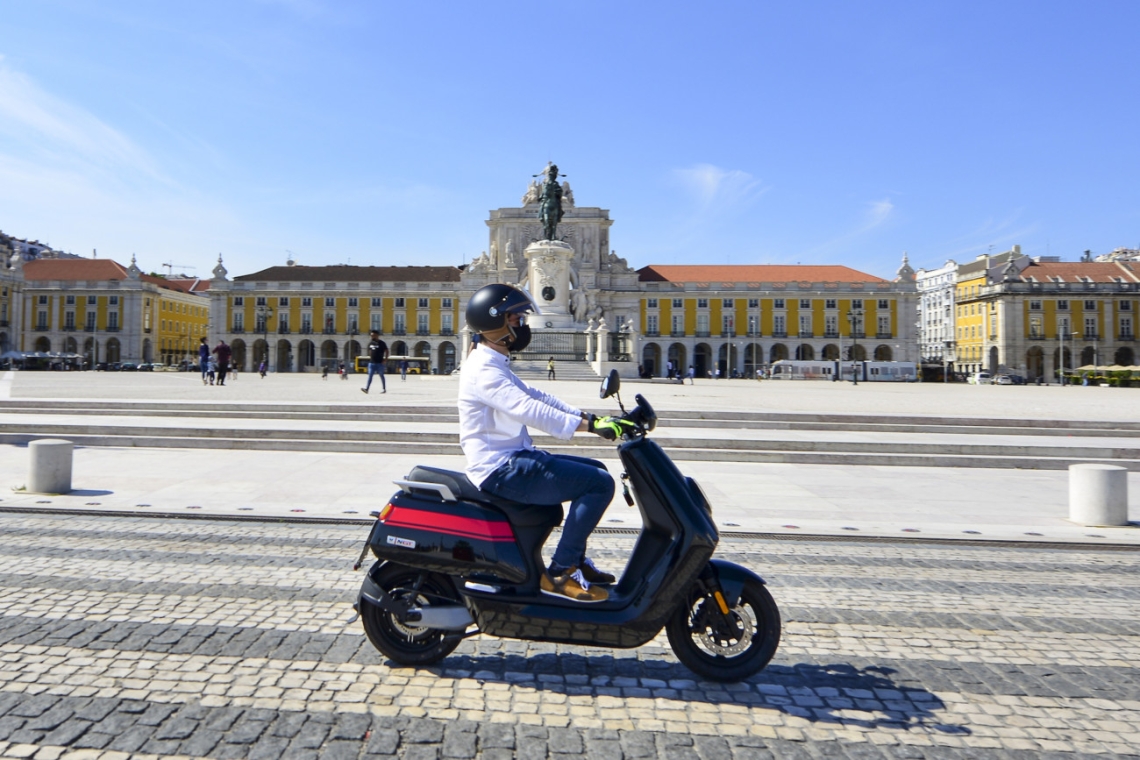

{"left": 459, "top": 283, "right": 632, "bottom": 603}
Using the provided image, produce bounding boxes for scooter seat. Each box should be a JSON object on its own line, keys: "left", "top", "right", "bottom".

{"left": 406, "top": 466, "right": 564, "bottom": 528}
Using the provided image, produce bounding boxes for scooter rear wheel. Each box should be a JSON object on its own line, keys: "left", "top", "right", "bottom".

{"left": 360, "top": 564, "right": 463, "bottom": 666}
{"left": 665, "top": 578, "right": 781, "bottom": 682}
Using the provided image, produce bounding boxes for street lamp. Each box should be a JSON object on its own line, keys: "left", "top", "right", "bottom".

{"left": 846, "top": 309, "right": 863, "bottom": 385}
{"left": 256, "top": 304, "right": 273, "bottom": 372}
{"left": 347, "top": 322, "right": 358, "bottom": 374}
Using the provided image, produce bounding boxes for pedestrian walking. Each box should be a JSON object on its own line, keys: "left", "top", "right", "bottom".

{"left": 198, "top": 338, "right": 210, "bottom": 385}
{"left": 206, "top": 358, "right": 217, "bottom": 385}
{"left": 547, "top": 357, "right": 556, "bottom": 381}
{"left": 322, "top": 364, "right": 329, "bottom": 380}
{"left": 687, "top": 365, "right": 695, "bottom": 385}
{"left": 362, "top": 330, "right": 388, "bottom": 394}
{"left": 400, "top": 360, "right": 408, "bottom": 381}
{"left": 666, "top": 360, "right": 674, "bottom": 380}
{"left": 259, "top": 360, "right": 267, "bottom": 378}
{"left": 212, "top": 340, "right": 232, "bottom": 385}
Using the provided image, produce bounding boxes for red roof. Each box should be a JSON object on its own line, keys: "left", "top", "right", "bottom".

{"left": 24, "top": 259, "right": 131, "bottom": 281}
{"left": 638, "top": 264, "right": 887, "bottom": 284}
{"left": 1020, "top": 262, "right": 1140, "bottom": 283}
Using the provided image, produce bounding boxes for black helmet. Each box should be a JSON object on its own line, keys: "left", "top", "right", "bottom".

{"left": 466, "top": 284, "right": 538, "bottom": 333}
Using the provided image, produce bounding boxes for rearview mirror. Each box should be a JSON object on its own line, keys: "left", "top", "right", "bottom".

{"left": 600, "top": 368, "right": 621, "bottom": 399}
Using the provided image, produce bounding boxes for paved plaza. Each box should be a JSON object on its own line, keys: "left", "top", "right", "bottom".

{"left": 0, "top": 514, "right": 1138, "bottom": 759}
{"left": 1, "top": 371, "right": 1139, "bottom": 758}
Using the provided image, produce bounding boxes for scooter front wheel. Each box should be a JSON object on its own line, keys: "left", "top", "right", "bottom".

{"left": 665, "top": 578, "right": 781, "bottom": 682}
{"left": 360, "top": 563, "right": 463, "bottom": 666}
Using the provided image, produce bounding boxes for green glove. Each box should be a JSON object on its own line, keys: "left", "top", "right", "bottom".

{"left": 588, "top": 414, "right": 634, "bottom": 441}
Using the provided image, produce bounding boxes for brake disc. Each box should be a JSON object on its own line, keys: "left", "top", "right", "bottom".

{"left": 696, "top": 602, "right": 755, "bottom": 656}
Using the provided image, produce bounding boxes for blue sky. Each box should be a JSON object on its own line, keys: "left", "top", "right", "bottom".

{"left": 2, "top": 1, "right": 1138, "bottom": 280}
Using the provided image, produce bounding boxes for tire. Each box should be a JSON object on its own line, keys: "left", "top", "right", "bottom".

{"left": 666, "top": 578, "right": 781, "bottom": 682}
{"left": 359, "top": 564, "right": 463, "bottom": 666}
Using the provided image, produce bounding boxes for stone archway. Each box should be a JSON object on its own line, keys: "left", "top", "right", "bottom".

{"left": 641, "top": 343, "right": 661, "bottom": 376}
{"left": 391, "top": 341, "right": 408, "bottom": 356}
{"left": 439, "top": 341, "right": 456, "bottom": 374}
{"left": 276, "top": 339, "right": 293, "bottom": 372}
{"left": 105, "top": 338, "right": 121, "bottom": 363}
{"left": 667, "top": 343, "right": 687, "bottom": 376}
{"left": 851, "top": 344, "right": 866, "bottom": 361}
{"left": 320, "top": 340, "right": 339, "bottom": 370}
{"left": 769, "top": 343, "right": 788, "bottom": 363}
{"left": 141, "top": 339, "right": 152, "bottom": 363}
{"left": 794, "top": 344, "right": 814, "bottom": 361}
{"left": 1081, "top": 346, "right": 1096, "bottom": 367}
{"left": 694, "top": 343, "right": 713, "bottom": 378}
{"left": 1115, "top": 346, "right": 1134, "bottom": 366}
{"left": 874, "top": 345, "right": 893, "bottom": 361}
{"left": 988, "top": 346, "right": 999, "bottom": 373}
{"left": 744, "top": 343, "right": 763, "bottom": 376}
{"left": 298, "top": 340, "right": 316, "bottom": 370}
{"left": 34, "top": 336, "right": 51, "bottom": 352}
{"left": 64, "top": 337, "right": 78, "bottom": 354}
{"left": 718, "top": 344, "right": 738, "bottom": 377}
{"left": 822, "top": 344, "right": 839, "bottom": 360}
{"left": 1026, "top": 347, "right": 1044, "bottom": 380}
{"left": 231, "top": 340, "right": 247, "bottom": 371}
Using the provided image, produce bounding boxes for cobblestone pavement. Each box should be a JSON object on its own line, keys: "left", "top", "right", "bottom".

{"left": 1, "top": 514, "right": 1139, "bottom": 759}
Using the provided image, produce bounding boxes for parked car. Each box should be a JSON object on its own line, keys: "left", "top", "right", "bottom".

{"left": 970, "top": 371, "right": 993, "bottom": 385}
{"left": 1008, "top": 374, "right": 1027, "bottom": 385}
{"left": 137, "top": 362, "right": 159, "bottom": 371}
{"left": 994, "top": 374, "right": 1014, "bottom": 385}
{"left": 106, "top": 362, "right": 122, "bottom": 371}
{"left": 119, "top": 362, "right": 139, "bottom": 371}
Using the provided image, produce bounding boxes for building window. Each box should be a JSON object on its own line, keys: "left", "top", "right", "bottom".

{"left": 66, "top": 295, "right": 75, "bottom": 305}
{"left": 1057, "top": 300, "right": 1068, "bottom": 310}
{"left": 1085, "top": 317, "right": 1098, "bottom": 337}
{"left": 748, "top": 299, "right": 759, "bottom": 308}
{"left": 371, "top": 298, "right": 382, "bottom": 307}
{"left": 799, "top": 315, "right": 811, "bottom": 335}
{"left": 233, "top": 313, "right": 244, "bottom": 332}
{"left": 65, "top": 311, "right": 75, "bottom": 329}
{"left": 697, "top": 298, "right": 708, "bottom": 309}
{"left": 673, "top": 299, "right": 683, "bottom": 308}
{"left": 233, "top": 297, "right": 244, "bottom": 306}
{"left": 39, "top": 295, "right": 48, "bottom": 305}
{"left": 1030, "top": 300, "right": 1042, "bottom": 310}
{"left": 394, "top": 313, "right": 406, "bottom": 334}
{"left": 1029, "top": 316, "right": 1043, "bottom": 338}
{"left": 417, "top": 314, "right": 429, "bottom": 334}
{"left": 418, "top": 298, "right": 429, "bottom": 308}
{"left": 1084, "top": 300, "right": 1096, "bottom": 311}
{"left": 369, "top": 313, "right": 381, "bottom": 331}
{"left": 1120, "top": 301, "right": 1132, "bottom": 311}
{"left": 348, "top": 297, "right": 358, "bottom": 307}
{"left": 672, "top": 314, "right": 684, "bottom": 335}
{"left": 256, "top": 296, "right": 267, "bottom": 306}
{"left": 278, "top": 314, "right": 290, "bottom": 332}
{"left": 302, "top": 297, "right": 312, "bottom": 307}
{"left": 325, "top": 297, "right": 335, "bottom": 307}
{"left": 1121, "top": 317, "right": 1133, "bottom": 338}
{"left": 442, "top": 298, "right": 453, "bottom": 308}
{"left": 773, "top": 315, "right": 786, "bottom": 335}
{"left": 441, "top": 313, "right": 453, "bottom": 334}
{"left": 301, "top": 313, "right": 312, "bottom": 332}
{"left": 696, "top": 313, "right": 709, "bottom": 335}
{"left": 347, "top": 314, "right": 358, "bottom": 332}
{"left": 774, "top": 299, "right": 785, "bottom": 309}
{"left": 88, "top": 295, "right": 97, "bottom": 305}
{"left": 86, "top": 312, "right": 96, "bottom": 330}
{"left": 799, "top": 299, "right": 810, "bottom": 309}
{"left": 852, "top": 299, "right": 863, "bottom": 309}
{"left": 878, "top": 316, "right": 890, "bottom": 336}
{"left": 279, "top": 297, "right": 289, "bottom": 306}
{"left": 108, "top": 312, "right": 119, "bottom": 330}
{"left": 724, "top": 299, "right": 734, "bottom": 308}
{"left": 825, "top": 299, "right": 836, "bottom": 309}
{"left": 37, "top": 311, "right": 48, "bottom": 329}
{"left": 723, "top": 314, "right": 735, "bottom": 335}
{"left": 395, "top": 298, "right": 405, "bottom": 308}
{"left": 646, "top": 298, "right": 658, "bottom": 308}
{"left": 825, "top": 315, "right": 838, "bottom": 335}
{"left": 646, "top": 314, "right": 659, "bottom": 335}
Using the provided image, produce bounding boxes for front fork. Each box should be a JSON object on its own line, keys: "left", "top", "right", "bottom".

{"left": 692, "top": 565, "right": 742, "bottom": 637}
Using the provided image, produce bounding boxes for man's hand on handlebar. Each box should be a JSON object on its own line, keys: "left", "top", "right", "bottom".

{"left": 587, "top": 414, "right": 636, "bottom": 441}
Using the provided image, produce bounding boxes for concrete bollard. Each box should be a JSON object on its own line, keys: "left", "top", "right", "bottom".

{"left": 1069, "top": 463, "right": 1129, "bottom": 526}
{"left": 28, "top": 438, "right": 74, "bottom": 494}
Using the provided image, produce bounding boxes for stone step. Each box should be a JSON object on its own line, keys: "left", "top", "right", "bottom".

{"left": 5, "top": 423, "right": 1140, "bottom": 469}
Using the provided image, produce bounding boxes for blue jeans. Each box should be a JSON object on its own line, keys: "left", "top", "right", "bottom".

{"left": 481, "top": 449, "right": 614, "bottom": 571}
{"left": 364, "top": 362, "right": 386, "bottom": 391}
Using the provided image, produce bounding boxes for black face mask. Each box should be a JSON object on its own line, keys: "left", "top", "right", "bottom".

{"left": 508, "top": 323, "right": 532, "bottom": 352}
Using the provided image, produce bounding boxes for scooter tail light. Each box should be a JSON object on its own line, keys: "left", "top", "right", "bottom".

{"left": 377, "top": 503, "right": 394, "bottom": 521}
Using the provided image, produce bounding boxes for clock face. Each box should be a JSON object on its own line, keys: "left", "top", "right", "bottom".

{"left": 542, "top": 286, "right": 556, "bottom": 302}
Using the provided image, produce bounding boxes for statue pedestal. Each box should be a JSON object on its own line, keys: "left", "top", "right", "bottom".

{"left": 525, "top": 240, "right": 575, "bottom": 329}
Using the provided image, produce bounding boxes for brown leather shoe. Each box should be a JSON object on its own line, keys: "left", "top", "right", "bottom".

{"left": 540, "top": 566, "right": 608, "bottom": 603}
{"left": 579, "top": 557, "right": 616, "bottom": 585}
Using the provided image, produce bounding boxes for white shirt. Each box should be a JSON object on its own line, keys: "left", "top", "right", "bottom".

{"left": 458, "top": 343, "right": 582, "bottom": 487}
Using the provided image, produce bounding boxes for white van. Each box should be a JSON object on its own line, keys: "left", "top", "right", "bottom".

{"left": 970, "top": 371, "right": 993, "bottom": 385}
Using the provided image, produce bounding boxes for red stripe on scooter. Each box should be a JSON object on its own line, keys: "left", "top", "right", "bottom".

{"left": 385, "top": 506, "right": 515, "bottom": 542}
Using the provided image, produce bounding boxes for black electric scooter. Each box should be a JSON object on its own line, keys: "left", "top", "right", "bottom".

{"left": 353, "top": 370, "right": 781, "bottom": 682}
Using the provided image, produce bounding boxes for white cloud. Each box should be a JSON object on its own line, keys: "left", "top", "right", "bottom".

{"left": 672, "top": 163, "right": 764, "bottom": 209}
{"left": 863, "top": 198, "right": 894, "bottom": 230}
